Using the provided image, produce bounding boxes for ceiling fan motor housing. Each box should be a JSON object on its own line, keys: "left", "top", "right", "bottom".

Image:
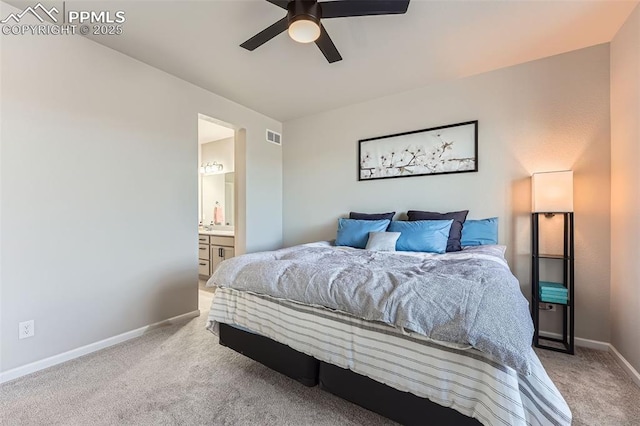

{"left": 287, "top": 0, "right": 322, "bottom": 26}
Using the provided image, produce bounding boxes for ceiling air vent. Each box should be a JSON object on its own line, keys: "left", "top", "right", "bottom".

{"left": 266, "top": 129, "right": 282, "bottom": 146}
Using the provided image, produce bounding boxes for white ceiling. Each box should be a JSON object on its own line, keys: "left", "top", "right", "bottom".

{"left": 32, "top": 1, "right": 639, "bottom": 121}
{"left": 198, "top": 116, "right": 235, "bottom": 144}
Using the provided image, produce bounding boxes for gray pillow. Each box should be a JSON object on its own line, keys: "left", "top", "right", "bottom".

{"left": 349, "top": 211, "right": 396, "bottom": 221}
{"left": 365, "top": 232, "right": 401, "bottom": 251}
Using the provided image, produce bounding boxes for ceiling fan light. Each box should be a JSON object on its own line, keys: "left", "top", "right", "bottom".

{"left": 288, "top": 19, "right": 320, "bottom": 43}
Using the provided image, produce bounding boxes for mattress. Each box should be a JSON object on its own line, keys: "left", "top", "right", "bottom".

{"left": 208, "top": 242, "right": 534, "bottom": 374}
{"left": 207, "top": 287, "right": 571, "bottom": 426}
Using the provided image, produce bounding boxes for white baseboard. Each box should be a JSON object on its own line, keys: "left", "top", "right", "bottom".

{"left": 538, "top": 331, "right": 610, "bottom": 351}
{"left": 609, "top": 345, "right": 640, "bottom": 388}
{"left": 0, "top": 310, "right": 200, "bottom": 384}
{"left": 574, "top": 336, "right": 610, "bottom": 351}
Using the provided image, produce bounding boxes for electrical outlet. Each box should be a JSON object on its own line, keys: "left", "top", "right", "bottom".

{"left": 19, "top": 320, "right": 35, "bottom": 339}
{"left": 538, "top": 303, "right": 556, "bottom": 312}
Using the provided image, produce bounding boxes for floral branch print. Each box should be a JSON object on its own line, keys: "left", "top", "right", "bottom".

{"left": 360, "top": 132, "right": 475, "bottom": 179}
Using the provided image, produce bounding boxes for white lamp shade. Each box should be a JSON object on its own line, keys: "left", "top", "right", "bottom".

{"left": 532, "top": 171, "right": 574, "bottom": 213}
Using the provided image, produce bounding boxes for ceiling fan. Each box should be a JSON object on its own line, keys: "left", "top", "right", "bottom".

{"left": 240, "top": 0, "right": 410, "bottom": 63}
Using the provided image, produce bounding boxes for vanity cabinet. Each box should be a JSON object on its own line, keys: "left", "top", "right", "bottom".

{"left": 198, "top": 234, "right": 235, "bottom": 278}
{"left": 198, "top": 236, "right": 211, "bottom": 276}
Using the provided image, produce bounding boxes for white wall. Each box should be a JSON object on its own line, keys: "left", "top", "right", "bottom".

{"left": 610, "top": 4, "right": 640, "bottom": 373}
{"left": 283, "top": 45, "right": 611, "bottom": 342}
{"left": 0, "top": 2, "right": 281, "bottom": 373}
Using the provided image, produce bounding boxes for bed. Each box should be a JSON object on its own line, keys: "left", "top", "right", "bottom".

{"left": 206, "top": 242, "right": 571, "bottom": 425}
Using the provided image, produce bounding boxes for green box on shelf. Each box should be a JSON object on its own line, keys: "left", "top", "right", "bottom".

{"left": 540, "top": 296, "right": 568, "bottom": 305}
{"left": 541, "top": 293, "right": 568, "bottom": 300}
{"left": 539, "top": 281, "right": 567, "bottom": 290}
{"left": 539, "top": 281, "right": 568, "bottom": 304}
{"left": 539, "top": 281, "right": 568, "bottom": 293}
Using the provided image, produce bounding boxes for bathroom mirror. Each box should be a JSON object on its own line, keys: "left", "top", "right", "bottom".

{"left": 201, "top": 172, "right": 234, "bottom": 227}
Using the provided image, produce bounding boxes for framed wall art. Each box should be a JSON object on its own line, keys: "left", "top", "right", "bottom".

{"left": 358, "top": 120, "right": 478, "bottom": 181}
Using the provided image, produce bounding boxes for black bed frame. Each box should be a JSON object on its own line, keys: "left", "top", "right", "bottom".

{"left": 219, "top": 323, "right": 480, "bottom": 425}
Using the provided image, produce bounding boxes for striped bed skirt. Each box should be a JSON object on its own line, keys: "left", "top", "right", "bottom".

{"left": 207, "top": 287, "right": 571, "bottom": 426}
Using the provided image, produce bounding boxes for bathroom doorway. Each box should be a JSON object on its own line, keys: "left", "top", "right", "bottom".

{"left": 197, "top": 114, "right": 237, "bottom": 305}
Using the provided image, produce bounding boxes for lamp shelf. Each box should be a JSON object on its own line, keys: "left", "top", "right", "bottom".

{"left": 536, "top": 336, "right": 573, "bottom": 354}
{"left": 538, "top": 298, "right": 569, "bottom": 306}
{"left": 534, "top": 253, "right": 572, "bottom": 260}
{"left": 531, "top": 212, "right": 575, "bottom": 355}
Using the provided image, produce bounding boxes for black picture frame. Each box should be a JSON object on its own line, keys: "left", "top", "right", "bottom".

{"left": 358, "top": 120, "right": 478, "bottom": 181}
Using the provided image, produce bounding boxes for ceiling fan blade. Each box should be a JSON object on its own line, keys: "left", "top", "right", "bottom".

{"left": 266, "top": 0, "right": 289, "bottom": 9}
{"left": 315, "top": 25, "right": 342, "bottom": 63}
{"left": 321, "top": 0, "right": 409, "bottom": 18}
{"left": 240, "top": 17, "right": 289, "bottom": 51}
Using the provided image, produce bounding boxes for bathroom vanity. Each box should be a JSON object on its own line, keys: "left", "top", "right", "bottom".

{"left": 198, "top": 231, "right": 235, "bottom": 278}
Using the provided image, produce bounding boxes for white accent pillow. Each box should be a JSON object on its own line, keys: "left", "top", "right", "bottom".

{"left": 365, "top": 232, "right": 401, "bottom": 251}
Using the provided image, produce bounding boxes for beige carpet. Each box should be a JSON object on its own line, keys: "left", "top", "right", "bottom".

{"left": 535, "top": 346, "right": 640, "bottom": 426}
{"left": 1, "top": 290, "right": 638, "bottom": 426}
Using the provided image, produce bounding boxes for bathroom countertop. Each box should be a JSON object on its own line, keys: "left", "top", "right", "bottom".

{"left": 199, "top": 229, "right": 235, "bottom": 237}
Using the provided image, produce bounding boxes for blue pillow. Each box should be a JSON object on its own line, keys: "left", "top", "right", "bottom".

{"left": 461, "top": 217, "right": 499, "bottom": 246}
{"left": 387, "top": 220, "right": 453, "bottom": 253}
{"left": 335, "top": 218, "right": 390, "bottom": 249}
{"left": 407, "top": 210, "right": 468, "bottom": 252}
